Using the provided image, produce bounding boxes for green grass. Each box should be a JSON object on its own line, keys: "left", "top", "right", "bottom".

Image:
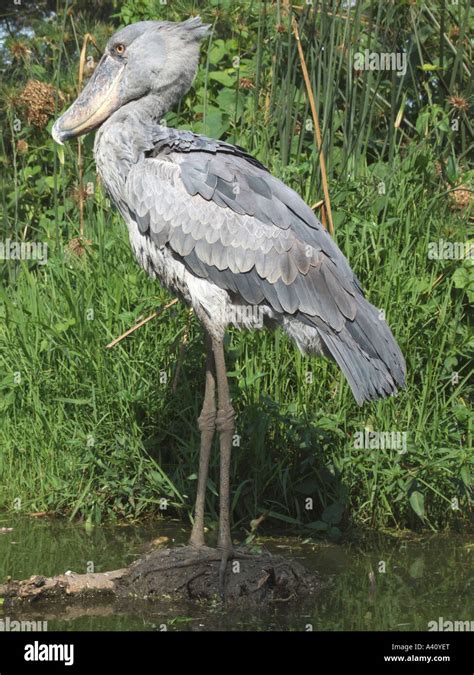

{"left": 0, "top": 0, "right": 472, "bottom": 533}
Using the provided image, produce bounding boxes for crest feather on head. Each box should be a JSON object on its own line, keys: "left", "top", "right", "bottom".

{"left": 158, "top": 16, "right": 212, "bottom": 42}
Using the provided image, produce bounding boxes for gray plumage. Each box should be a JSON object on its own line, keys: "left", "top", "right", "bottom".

{"left": 52, "top": 17, "right": 406, "bottom": 405}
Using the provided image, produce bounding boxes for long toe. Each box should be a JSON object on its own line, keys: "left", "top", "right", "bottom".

{"left": 218, "top": 545, "right": 234, "bottom": 601}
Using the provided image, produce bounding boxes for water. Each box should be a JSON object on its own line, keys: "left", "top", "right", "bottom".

{"left": 0, "top": 515, "right": 472, "bottom": 631}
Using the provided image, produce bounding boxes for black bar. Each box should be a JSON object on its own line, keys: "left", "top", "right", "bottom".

{"left": 0, "top": 631, "right": 471, "bottom": 673}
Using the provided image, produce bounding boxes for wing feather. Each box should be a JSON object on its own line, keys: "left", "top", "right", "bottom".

{"left": 123, "top": 128, "right": 405, "bottom": 403}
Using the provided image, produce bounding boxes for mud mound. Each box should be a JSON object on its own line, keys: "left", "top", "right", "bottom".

{"left": 0, "top": 545, "right": 320, "bottom": 607}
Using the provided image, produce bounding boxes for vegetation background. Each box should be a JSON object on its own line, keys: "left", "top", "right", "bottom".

{"left": 0, "top": 0, "right": 472, "bottom": 539}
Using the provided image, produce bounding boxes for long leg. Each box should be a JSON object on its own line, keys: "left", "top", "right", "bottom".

{"left": 211, "top": 336, "right": 235, "bottom": 595}
{"left": 189, "top": 333, "right": 216, "bottom": 549}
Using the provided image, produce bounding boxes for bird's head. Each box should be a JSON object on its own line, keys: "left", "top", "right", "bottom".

{"left": 52, "top": 17, "right": 210, "bottom": 144}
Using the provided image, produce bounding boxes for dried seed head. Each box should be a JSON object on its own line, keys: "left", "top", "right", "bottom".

{"left": 69, "top": 185, "right": 92, "bottom": 205}
{"left": 9, "top": 41, "right": 31, "bottom": 61}
{"left": 447, "top": 94, "right": 469, "bottom": 113}
{"left": 239, "top": 77, "right": 254, "bottom": 90}
{"left": 448, "top": 26, "right": 460, "bottom": 39}
{"left": 450, "top": 186, "right": 472, "bottom": 211}
{"left": 17, "top": 79, "right": 64, "bottom": 129}
{"left": 66, "top": 237, "right": 92, "bottom": 257}
{"left": 16, "top": 139, "right": 28, "bottom": 154}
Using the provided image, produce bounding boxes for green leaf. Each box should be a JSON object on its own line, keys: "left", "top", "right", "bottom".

{"left": 208, "top": 40, "right": 227, "bottom": 65}
{"left": 446, "top": 155, "right": 458, "bottom": 183}
{"left": 409, "top": 490, "right": 425, "bottom": 519}
{"left": 52, "top": 318, "right": 76, "bottom": 333}
{"left": 416, "top": 112, "right": 429, "bottom": 136}
{"left": 460, "top": 466, "right": 471, "bottom": 487}
{"left": 322, "top": 501, "right": 344, "bottom": 525}
{"left": 216, "top": 87, "right": 238, "bottom": 111}
{"left": 53, "top": 397, "right": 91, "bottom": 405}
{"left": 201, "top": 109, "right": 223, "bottom": 138}
{"left": 306, "top": 520, "right": 328, "bottom": 531}
{"left": 453, "top": 267, "right": 471, "bottom": 290}
{"left": 268, "top": 511, "right": 301, "bottom": 525}
{"left": 409, "top": 557, "right": 425, "bottom": 578}
{"left": 419, "top": 63, "right": 443, "bottom": 71}
{"left": 208, "top": 70, "right": 236, "bottom": 87}
{"left": 0, "top": 392, "right": 15, "bottom": 412}
{"left": 328, "top": 526, "right": 341, "bottom": 539}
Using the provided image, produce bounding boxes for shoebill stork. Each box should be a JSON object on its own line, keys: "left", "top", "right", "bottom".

{"left": 52, "top": 17, "right": 405, "bottom": 588}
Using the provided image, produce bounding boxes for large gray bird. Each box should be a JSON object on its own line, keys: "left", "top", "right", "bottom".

{"left": 52, "top": 17, "right": 405, "bottom": 589}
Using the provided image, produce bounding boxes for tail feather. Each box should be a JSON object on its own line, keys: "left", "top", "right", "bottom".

{"left": 318, "top": 327, "right": 400, "bottom": 405}
{"left": 283, "top": 295, "right": 406, "bottom": 405}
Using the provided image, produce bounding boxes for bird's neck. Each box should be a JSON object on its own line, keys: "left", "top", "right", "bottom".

{"left": 93, "top": 90, "right": 177, "bottom": 202}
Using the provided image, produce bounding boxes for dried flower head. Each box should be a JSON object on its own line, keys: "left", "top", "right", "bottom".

{"left": 450, "top": 186, "right": 473, "bottom": 211}
{"left": 69, "top": 185, "right": 93, "bottom": 206}
{"left": 66, "top": 237, "right": 92, "bottom": 258}
{"left": 16, "top": 139, "right": 28, "bottom": 155}
{"left": 17, "top": 79, "right": 64, "bottom": 129}
{"left": 9, "top": 41, "right": 31, "bottom": 62}
{"left": 239, "top": 77, "right": 254, "bottom": 90}
{"left": 447, "top": 94, "right": 469, "bottom": 113}
{"left": 448, "top": 26, "right": 460, "bottom": 40}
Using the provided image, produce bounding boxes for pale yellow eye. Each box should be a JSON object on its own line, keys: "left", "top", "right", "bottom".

{"left": 115, "top": 43, "right": 125, "bottom": 56}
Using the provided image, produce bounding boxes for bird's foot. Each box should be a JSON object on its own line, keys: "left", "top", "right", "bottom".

{"left": 132, "top": 543, "right": 272, "bottom": 601}
{"left": 217, "top": 543, "right": 260, "bottom": 602}
{"left": 187, "top": 541, "right": 258, "bottom": 601}
{"left": 218, "top": 544, "right": 231, "bottom": 601}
